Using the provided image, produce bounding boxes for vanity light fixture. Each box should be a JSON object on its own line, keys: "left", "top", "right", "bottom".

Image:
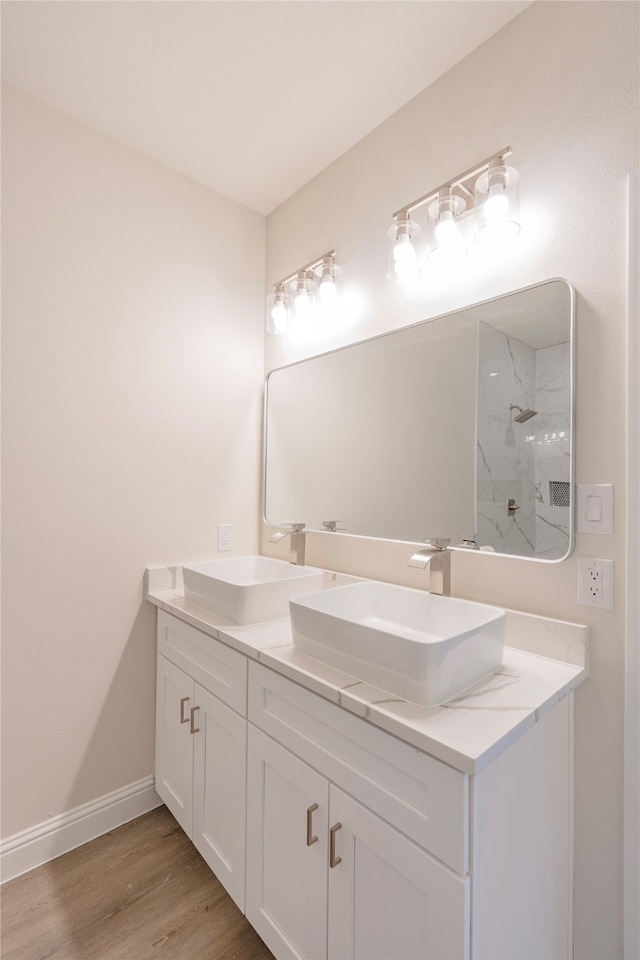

{"left": 314, "top": 254, "right": 343, "bottom": 305}
{"left": 292, "top": 271, "right": 316, "bottom": 322}
{"left": 266, "top": 250, "right": 342, "bottom": 335}
{"left": 388, "top": 147, "right": 520, "bottom": 282}
{"left": 427, "top": 187, "right": 468, "bottom": 265}
{"left": 474, "top": 157, "right": 520, "bottom": 244}
{"left": 266, "top": 282, "right": 292, "bottom": 335}
{"left": 387, "top": 213, "right": 422, "bottom": 283}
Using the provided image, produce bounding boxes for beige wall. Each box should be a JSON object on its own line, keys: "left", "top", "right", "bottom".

{"left": 1, "top": 87, "right": 265, "bottom": 837}
{"left": 262, "top": 3, "right": 639, "bottom": 957}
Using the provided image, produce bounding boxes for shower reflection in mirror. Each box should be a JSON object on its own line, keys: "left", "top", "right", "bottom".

{"left": 476, "top": 320, "right": 571, "bottom": 558}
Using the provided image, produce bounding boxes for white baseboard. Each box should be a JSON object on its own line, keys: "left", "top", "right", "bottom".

{"left": 0, "top": 776, "right": 162, "bottom": 884}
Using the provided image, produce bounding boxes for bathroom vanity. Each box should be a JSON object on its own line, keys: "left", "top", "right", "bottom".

{"left": 146, "top": 564, "right": 587, "bottom": 960}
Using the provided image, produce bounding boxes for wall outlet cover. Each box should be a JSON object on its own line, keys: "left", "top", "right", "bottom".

{"left": 217, "top": 523, "right": 233, "bottom": 552}
{"left": 577, "top": 557, "right": 614, "bottom": 609}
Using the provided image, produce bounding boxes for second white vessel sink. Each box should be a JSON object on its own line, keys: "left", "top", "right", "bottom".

{"left": 183, "top": 556, "right": 324, "bottom": 625}
{"left": 290, "top": 580, "right": 505, "bottom": 705}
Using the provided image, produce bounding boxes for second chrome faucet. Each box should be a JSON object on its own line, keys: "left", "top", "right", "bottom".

{"left": 268, "top": 522, "right": 306, "bottom": 565}
{"left": 407, "top": 538, "right": 451, "bottom": 596}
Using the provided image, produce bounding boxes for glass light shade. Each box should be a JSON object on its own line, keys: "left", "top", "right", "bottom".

{"left": 474, "top": 163, "right": 520, "bottom": 245}
{"left": 313, "top": 257, "right": 343, "bottom": 314}
{"left": 294, "top": 289, "right": 311, "bottom": 320}
{"left": 435, "top": 210, "right": 458, "bottom": 245}
{"left": 427, "top": 191, "right": 467, "bottom": 265}
{"left": 290, "top": 272, "right": 317, "bottom": 321}
{"left": 319, "top": 275, "right": 336, "bottom": 301}
{"left": 387, "top": 215, "right": 422, "bottom": 283}
{"left": 266, "top": 284, "right": 291, "bottom": 335}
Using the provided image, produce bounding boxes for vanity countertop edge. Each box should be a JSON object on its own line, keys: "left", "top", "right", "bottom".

{"left": 145, "top": 565, "right": 588, "bottom": 775}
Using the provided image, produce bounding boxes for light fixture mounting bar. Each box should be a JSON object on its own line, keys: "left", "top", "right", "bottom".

{"left": 392, "top": 147, "right": 512, "bottom": 219}
{"left": 275, "top": 249, "right": 337, "bottom": 287}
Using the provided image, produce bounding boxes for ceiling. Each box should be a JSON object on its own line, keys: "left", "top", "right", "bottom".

{"left": 1, "top": 1, "right": 531, "bottom": 215}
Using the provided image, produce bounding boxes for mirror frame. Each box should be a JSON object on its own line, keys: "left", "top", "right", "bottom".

{"left": 263, "top": 278, "right": 576, "bottom": 563}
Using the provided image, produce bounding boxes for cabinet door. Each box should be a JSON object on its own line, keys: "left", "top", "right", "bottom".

{"left": 328, "top": 786, "right": 470, "bottom": 960}
{"left": 193, "top": 683, "right": 247, "bottom": 912}
{"left": 155, "top": 655, "right": 194, "bottom": 836}
{"left": 246, "top": 725, "right": 328, "bottom": 960}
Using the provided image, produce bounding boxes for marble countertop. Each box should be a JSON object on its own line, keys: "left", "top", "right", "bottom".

{"left": 145, "top": 565, "right": 588, "bottom": 775}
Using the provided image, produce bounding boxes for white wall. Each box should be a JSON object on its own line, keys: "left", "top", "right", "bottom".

{"left": 262, "top": 3, "right": 639, "bottom": 957}
{"left": 1, "top": 86, "right": 265, "bottom": 838}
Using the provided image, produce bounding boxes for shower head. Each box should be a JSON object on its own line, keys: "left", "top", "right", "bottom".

{"left": 510, "top": 404, "right": 538, "bottom": 423}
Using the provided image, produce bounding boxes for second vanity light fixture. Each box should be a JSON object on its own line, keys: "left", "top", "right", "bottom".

{"left": 266, "top": 250, "right": 342, "bottom": 334}
{"left": 388, "top": 147, "right": 520, "bottom": 283}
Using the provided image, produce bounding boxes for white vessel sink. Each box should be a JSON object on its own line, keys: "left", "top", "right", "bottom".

{"left": 183, "top": 556, "right": 324, "bottom": 625}
{"left": 290, "top": 580, "right": 505, "bottom": 705}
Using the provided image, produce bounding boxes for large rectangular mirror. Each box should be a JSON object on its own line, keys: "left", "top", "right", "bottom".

{"left": 264, "top": 278, "right": 574, "bottom": 561}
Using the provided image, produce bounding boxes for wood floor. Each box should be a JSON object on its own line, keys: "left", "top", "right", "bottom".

{"left": 1, "top": 805, "right": 274, "bottom": 960}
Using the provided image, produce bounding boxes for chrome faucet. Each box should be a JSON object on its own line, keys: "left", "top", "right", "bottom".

{"left": 407, "top": 538, "right": 451, "bottom": 596}
{"left": 268, "top": 522, "right": 307, "bottom": 565}
{"left": 322, "top": 520, "right": 347, "bottom": 532}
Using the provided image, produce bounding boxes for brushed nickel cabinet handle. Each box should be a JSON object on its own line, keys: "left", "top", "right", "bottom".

{"left": 190, "top": 705, "right": 200, "bottom": 734}
{"left": 180, "top": 697, "right": 190, "bottom": 724}
{"left": 306, "top": 803, "right": 319, "bottom": 846}
{"left": 329, "top": 822, "right": 342, "bottom": 868}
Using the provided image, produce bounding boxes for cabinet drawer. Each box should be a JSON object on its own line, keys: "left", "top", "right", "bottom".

{"left": 249, "top": 661, "right": 468, "bottom": 874}
{"left": 157, "top": 610, "right": 247, "bottom": 716}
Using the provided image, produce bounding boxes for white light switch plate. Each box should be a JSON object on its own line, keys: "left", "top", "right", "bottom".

{"left": 577, "top": 484, "right": 613, "bottom": 534}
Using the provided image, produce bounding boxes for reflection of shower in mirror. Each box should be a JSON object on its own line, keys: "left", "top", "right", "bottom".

{"left": 510, "top": 403, "right": 538, "bottom": 423}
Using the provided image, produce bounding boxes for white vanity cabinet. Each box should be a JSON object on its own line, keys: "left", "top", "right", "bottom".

{"left": 245, "top": 661, "right": 572, "bottom": 960}
{"left": 246, "top": 726, "right": 329, "bottom": 960}
{"left": 247, "top": 724, "right": 467, "bottom": 960}
{"left": 327, "top": 787, "right": 466, "bottom": 960}
{"left": 155, "top": 610, "right": 247, "bottom": 910}
{"left": 152, "top": 603, "right": 576, "bottom": 960}
{"left": 246, "top": 662, "right": 470, "bottom": 960}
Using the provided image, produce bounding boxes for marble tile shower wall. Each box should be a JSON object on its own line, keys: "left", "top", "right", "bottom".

{"left": 533, "top": 342, "right": 571, "bottom": 558}
{"left": 476, "top": 324, "right": 570, "bottom": 557}
{"left": 477, "top": 323, "right": 536, "bottom": 555}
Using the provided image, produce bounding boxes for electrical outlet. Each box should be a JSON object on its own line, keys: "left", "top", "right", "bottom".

{"left": 217, "top": 523, "right": 232, "bottom": 552}
{"left": 577, "top": 557, "right": 614, "bottom": 609}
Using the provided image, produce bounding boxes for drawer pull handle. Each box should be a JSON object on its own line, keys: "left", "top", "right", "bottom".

{"left": 329, "top": 822, "right": 342, "bottom": 868}
{"left": 306, "top": 803, "right": 319, "bottom": 846}
{"left": 180, "top": 697, "right": 190, "bottom": 724}
{"left": 190, "top": 706, "right": 200, "bottom": 735}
